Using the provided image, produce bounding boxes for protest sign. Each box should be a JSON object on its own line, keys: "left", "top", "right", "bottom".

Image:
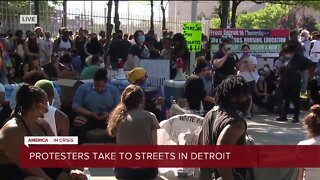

{"left": 209, "top": 28, "right": 289, "bottom": 57}
{"left": 183, "top": 23, "right": 202, "bottom": 52}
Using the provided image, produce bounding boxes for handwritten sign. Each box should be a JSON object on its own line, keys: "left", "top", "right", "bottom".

{"left": 20, "top": 15, "right": 37, "bottom": 24}
{"left": 182, "top": 23, "right": 202, "bottom": 52}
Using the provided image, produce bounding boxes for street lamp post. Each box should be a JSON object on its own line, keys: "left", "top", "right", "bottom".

{"left": 189, "top": 0, "right": 197, "bottom": 75}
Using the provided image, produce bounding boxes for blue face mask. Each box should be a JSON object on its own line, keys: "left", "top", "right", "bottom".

{"left": 138, "top": 35, "right": 145, "bottom": 44}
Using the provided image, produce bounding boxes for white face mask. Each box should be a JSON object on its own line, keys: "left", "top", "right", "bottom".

{"left": 299, "top": 36, "right": 306, "bottom": 42}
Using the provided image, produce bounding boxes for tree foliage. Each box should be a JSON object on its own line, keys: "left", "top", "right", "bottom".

{"left": 235, "top": 4, "right": 290, "bottom": 29}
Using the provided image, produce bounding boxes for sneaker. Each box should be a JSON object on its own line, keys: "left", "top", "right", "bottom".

{"left": 245, "top": 114, "right": 252, "bottom": 119}
{"left": 276, "top": 116, "right": 288, "bottom": 121}
{"left": 292, "top": 117, "right": 299, "bottom": 123}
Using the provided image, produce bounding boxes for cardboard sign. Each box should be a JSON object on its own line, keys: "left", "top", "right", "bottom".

{"left": 182, "top": 23, "right": 202, "bottom": 52}
{"left": 139, "top": 59, "right": 170, "bottom": 87}
{"left": 20, "top": 15, "right": 37, "bottom": 24}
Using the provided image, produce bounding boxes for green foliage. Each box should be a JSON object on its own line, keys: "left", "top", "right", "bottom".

{"left": 236, "top": 3, "right": 290, "bottom": 29}
{"left": 211, "top": 17, "right": 221, "bottom": 28}
{"left": 316, "top": 22, "right": 320, "bottom": 31}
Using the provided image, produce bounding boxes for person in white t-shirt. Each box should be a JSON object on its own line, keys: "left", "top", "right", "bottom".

{"left": 43, "top": 32, "right": 53, "bottom": 65}
{"left": 236, "top": 44, "right": 259, "bottom": 119}
{"left": 34, "top": 27, "right": 45, "bottom": 66}
{"left": 297, "top": 104, "right": 320, "bottom": 180}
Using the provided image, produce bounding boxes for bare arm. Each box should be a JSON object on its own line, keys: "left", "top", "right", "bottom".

{"left": 55, "top": 110, "right": 70, "bottom": 136}
{"left": 23, "top": 64, "right": 29, "bottom": 76}
{"left": 213, "top": 53, "right": 229, "bottom": 69}
{"left": 125, "top": 54, "right": 134, "bottom": 70}
{"left": 216, "top": 121, "right": 246, "bottom": 180}
{"left": 73, "top": 106, "right": 96, "bottom": 119}
{"left": 2, "top": 126, "right": 51, "bottom": 180}
{"left": 297, "top": 168, "right": 303, "bottom": 180}
{"left": 203, "top": 96, "right": 215, "bottom": 104}
{"left": 152, "top": 130, "right": 157, "bottom": 145}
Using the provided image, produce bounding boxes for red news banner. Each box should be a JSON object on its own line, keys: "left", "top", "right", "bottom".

{"left": 20, "top": 145, "right": 320, "bottom": 168}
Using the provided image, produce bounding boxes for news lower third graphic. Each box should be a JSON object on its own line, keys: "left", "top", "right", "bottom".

{"left": 20, "top": 138, "right": 320, "bottom": 169}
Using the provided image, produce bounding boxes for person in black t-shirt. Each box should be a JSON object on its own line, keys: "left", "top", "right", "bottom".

{"left": 107, "top": 30, "right": 131, "bottom": 70}
{"left": 184, "top": 57, "right": 215, "bottom": 111}
{"left": 276, "top": 43, "right": 313, "bottom": 123}
{"left": 307, "top": 75, "right": 320, "bottom": 105}
{"left": 212, "top": 34, "right": 237, "bottom": 89}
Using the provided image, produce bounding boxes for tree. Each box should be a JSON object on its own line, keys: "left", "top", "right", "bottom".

{"left": 160, "top": 0, "right": 169, "bottom": 30}
{"left": 277, "top": 7, "right": 298, "bottom": 30}
{"left": 62, "top": 0, "right": 67, "bottom": 27}
{"left": 219, "top": 1, "right": 230, "bottom": 28}
{"left": 114, "top": 0, "right": 120, "bottom": 32}
{"left": 150, "top": 0, "right": 154, "bottom": 31}
{"left": 235, "top": 4, "right": 290, "bottom": 29}
{"left": 106, "top": 0, "right": 113, "bottom": 44}
{"left": 297, "top": 14, "right": 318, "bottom": 32}
{"left": 231, "top": 0, "right": 242, "bottom": 28}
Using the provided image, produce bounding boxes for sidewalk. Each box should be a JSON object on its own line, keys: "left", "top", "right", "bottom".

{"left": 90, "top": 112, "right": 308, "bottom": 179}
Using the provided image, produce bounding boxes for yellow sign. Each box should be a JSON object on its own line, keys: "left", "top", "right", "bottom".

{"left": 182, "top": 22, "right": 202, "bottom": 52}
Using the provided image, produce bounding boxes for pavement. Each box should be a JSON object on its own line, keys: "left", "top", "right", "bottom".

{"left": 90, "top": 112, "right": 308, "bottom": 179}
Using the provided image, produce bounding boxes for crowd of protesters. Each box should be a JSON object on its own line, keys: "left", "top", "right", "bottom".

{"left": 0, "top": 23, "right": 320, "bottom": 179}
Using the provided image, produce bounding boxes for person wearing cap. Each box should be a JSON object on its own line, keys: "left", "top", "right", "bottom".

{"left": 35, "top": 79, "right": 69, "bottom": 136}
{"left": 72, "top": 68, "right": 121, "bottom": 144}
{"left": 212, "top": 34, "right": 237, "bottom": 89}
{"left": 276, "top": 42, "right": 313, "bottom": 123}
{"left": 53, "top": 28, "right": 73, "bottom": 53}
{"left": 127, "top": 67, "right": 165, "bottom": 121}
{"left": 184, "top": 57, "right": 215, "bottom": 112}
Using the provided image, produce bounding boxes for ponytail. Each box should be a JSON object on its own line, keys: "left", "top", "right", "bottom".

{"left": 107, "top": 104, "right": 127, "bottom": 137}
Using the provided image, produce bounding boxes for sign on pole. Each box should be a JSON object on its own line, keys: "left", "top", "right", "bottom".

{"left": 183, "top": 22, "right": 202, "bottom": 52}
{"left": 20, "top": 15, "right": 37, "bottom": 24}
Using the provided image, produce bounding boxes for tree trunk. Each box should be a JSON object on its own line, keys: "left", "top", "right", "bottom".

{"left": 114, "top": 0, "right": 120, "bottom": 32}
{"left": 34, "top": 0, "right": 40, "bottom": 25}
{"left": 231, "top": 0, "right": 241, "bottom": 28}
{"left": 160, "top": 0, "right": 166, "bottom": 30}
{"left": 220, "top": 0, "right": 229, "bottom": 28}
{"left": 106, "top": 0, "right": 113, "bottom": 44}
{"left": 150, "top": 0, "right": 154, "bottom": 31}
{"left": 62, "top": 0, "right": 67, "bottom": 27}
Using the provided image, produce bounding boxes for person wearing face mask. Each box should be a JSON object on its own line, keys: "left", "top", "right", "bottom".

{"left": 212, "top": 34, "right": 238, "bottom": 89}
{"left": 125, "top": 30, "right": 150, "bottom": 71}
{"left": 107, "top": 30, "right": 131, "bottom": 70}
{"left": 236, "top": 44, "right": 259, "bottom": 119}
{"left": 84, "top": 33, "right": 104, "bottom": 58}
{"left": 299, "top": 30, "right": 312, "bottom": 95}
{"left": 276, "top": 43, "right": 313, "bottom": 123}
{"left": 307, "top": 74, "right": 320, "bottom": 105}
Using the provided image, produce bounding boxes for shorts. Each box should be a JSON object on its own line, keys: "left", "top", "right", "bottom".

{"left": 247, "top": 80, "right": 256, "bottom": 95}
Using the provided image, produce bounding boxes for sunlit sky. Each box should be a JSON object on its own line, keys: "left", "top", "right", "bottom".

{"left": 66, "top": 1, "right": 165, "bottom": 17}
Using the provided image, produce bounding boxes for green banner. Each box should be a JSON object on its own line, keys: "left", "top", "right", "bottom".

{"left": 183, "top": 22, "right": 202, "bottom": 52}
{"left": 210, "top": 44, "right": 283, "bottom": 52}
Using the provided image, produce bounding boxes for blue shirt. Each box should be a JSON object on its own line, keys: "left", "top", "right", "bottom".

{"left": 72, "top": 82, "right": 121, "bottom": 114}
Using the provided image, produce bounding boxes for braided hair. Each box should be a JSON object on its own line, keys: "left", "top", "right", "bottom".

{"left": 214, "top": 75, "right": 248, "bottom": 105}
{"left": 13, "top": 84, "right": 46, "bottom": 117}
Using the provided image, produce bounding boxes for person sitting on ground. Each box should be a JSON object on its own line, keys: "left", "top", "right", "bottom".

{"left": 22, "top": 56, "right": 42, "bottom": 78}
{"left": 43, "top": 53, "right": 61, "bottom": 80}
{"left": 80, "top": 55, "right": 101, "bottom": 79}
{"left": 297, "top": 104, "right": 320, "bottom": 180}
{"left": 0, "top": 84, "right": 86, "bottom": 180}
{"left": 10, "top": 70, "right": 61, "bottom": 110}
{"left": 107, "top": 85, "right": 159, "bottom": 179}
{"left": 127, "top": 67, "right": 165, "bottom": 121}
{"left": 184, "top": 57, "right": 215, "bottom": 112}
{"left": 58, "top": 53, "right": 78, "bottom": 79}
{"left": 35, "top": 80, "right": 69, "bottom": 136}
{"left": 72, "top": 68, "right": 121, "bottom": 144}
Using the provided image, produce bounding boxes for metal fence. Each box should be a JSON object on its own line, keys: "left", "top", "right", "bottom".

{"left": 0, "top": 2, "right": 211, "bottom": 39}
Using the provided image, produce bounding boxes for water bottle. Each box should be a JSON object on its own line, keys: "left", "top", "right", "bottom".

{"left": 83, "top": 167, "right": 91, "bottom": 180}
